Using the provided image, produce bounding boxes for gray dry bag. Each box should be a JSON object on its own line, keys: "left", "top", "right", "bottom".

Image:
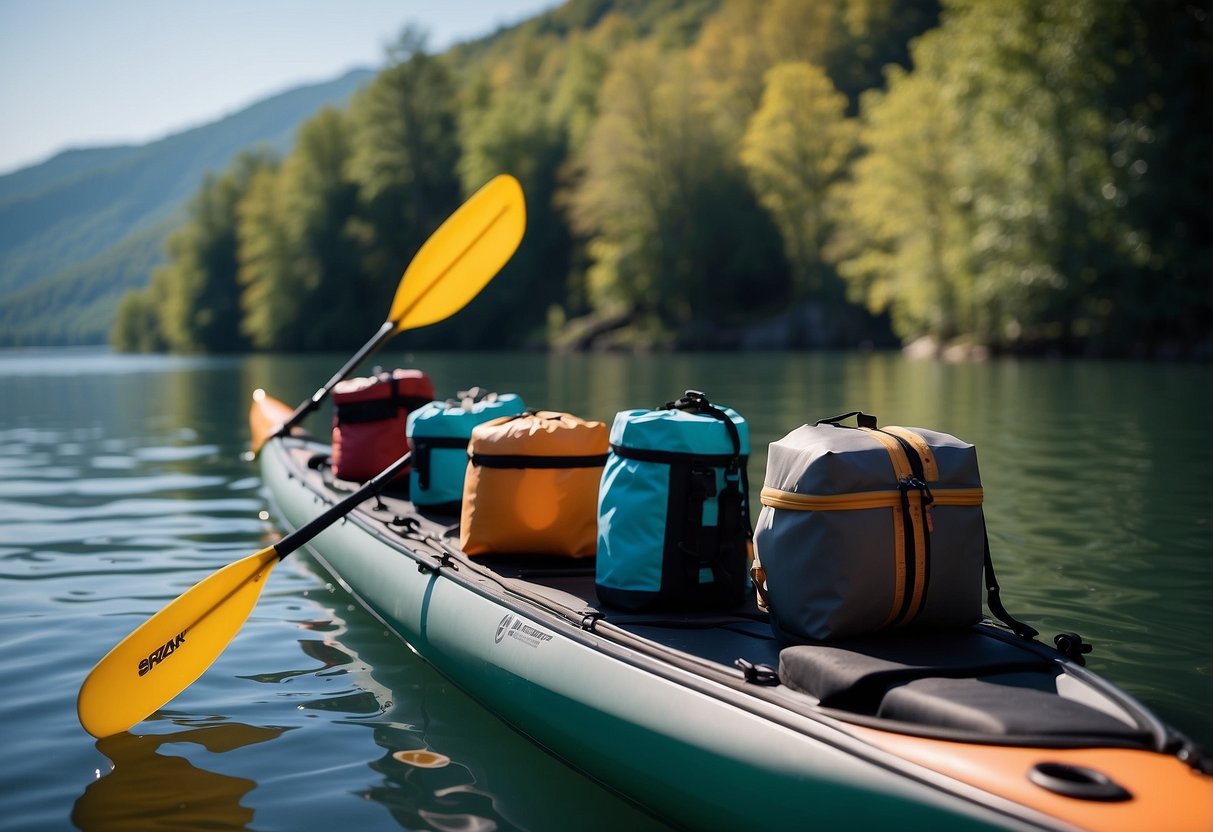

{"left": 754, "top": 412, "right": 1033, "bottom": 643}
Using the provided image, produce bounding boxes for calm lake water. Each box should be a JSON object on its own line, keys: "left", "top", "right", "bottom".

{"left": 1, "top": 348, "right": 1210, "bottom": 830}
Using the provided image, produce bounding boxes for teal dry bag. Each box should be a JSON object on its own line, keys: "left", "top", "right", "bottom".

{"left": 406, "top": 388, "right": 526, "bottom": 513}
{"left": 596, "top": 390, "right": 752, "bottom": 611}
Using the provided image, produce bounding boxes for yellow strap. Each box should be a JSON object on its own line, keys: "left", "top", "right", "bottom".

{"left": 760, "top": 486, "right": 982, "bottom": 511}
{"left": 860, "top": 427, "right": 920, "bottom": 629}
{"left": 903, "top": 496, "right": 929, "bottom": 624}
{"left": 882, "top": 426, "right": 939, "bottom": 481}
{"left": 859, "top": 427, "right": 914, "bottom": 479}
{"left": 880, "top": 503, "right": 908, "bottom": 629}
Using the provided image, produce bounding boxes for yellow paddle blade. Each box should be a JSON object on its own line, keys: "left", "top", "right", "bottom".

{"left": 248, "top": 388, "right": 294, "bottom": 455}
{"left": 388, "top": 173, "right": 526, "bottom": 332}
{"left": 77, "top": 547, "right": 281, "bottom": 738}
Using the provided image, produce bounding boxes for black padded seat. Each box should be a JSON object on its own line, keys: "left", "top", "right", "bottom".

{"left": 778, "top": 629, "right": 1151, "bottom": 742}
{"left": 779, "top": 630, "right": 1052, "bottom": 712}
{"left": 878, "top": 676, "right": 1150, "bottom": 741}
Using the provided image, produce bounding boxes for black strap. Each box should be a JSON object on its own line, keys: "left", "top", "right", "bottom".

{"left": 469, "top": 452, "right": 608, "bottom": 470}
{"left": 660, "top": 390, "right": 753, "bottom": 560}
{"left": 982, "top": 522, "right": 1039, "bottom": 640}
{"left": 335, "top": 372, "right": 431, "bottom": 424}
{"left": 816, "top": 411, "right": 879, "bottom": 429}
{"left": 412, "top": 436, "right": 470, "bottom": 490}
{"left": 611, "top": 443, "right": 743, "bottom": 467}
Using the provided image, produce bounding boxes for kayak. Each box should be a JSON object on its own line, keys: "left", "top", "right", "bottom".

{"left": 251, "top": 391, "right": 1212, "bottom": 832}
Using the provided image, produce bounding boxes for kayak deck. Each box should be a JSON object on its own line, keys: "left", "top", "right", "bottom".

{"left": 298, "top": 442, "right": 783, "bottom": 668}
{"left": 280, "top": 442, "right": 1160, "bottom": 748}
{"left": 261, "top": 431, "right": 1213, "bottom": 832}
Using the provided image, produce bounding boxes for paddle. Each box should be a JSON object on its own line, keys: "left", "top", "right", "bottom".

{"left": 79, "top": 174, "right": 526, "bottom": 738}
{"left": 77, "top": 452, "right": 414, "bottom": 738}
{"left": 250, "top": 173, "right": 526, "bottom": 453}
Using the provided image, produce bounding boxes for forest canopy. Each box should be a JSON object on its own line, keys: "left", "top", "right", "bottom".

{"left": 112, "top": 0, "right": 1212, "bottom": 358}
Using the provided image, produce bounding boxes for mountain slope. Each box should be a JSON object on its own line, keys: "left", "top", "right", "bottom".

{"left": 0, "top": 68, "right": 374, "bottom": 345}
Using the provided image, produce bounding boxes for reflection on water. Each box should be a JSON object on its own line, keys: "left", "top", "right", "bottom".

{"left": 73, "top": 722, "right": 286, "bottom": 831}
{"left": 0, "top": 349, "right": 1208, "bottom": 830}
{"left": 70, "top": 575, "right": 667, "bottom": 831}
{"left": 286, "top": 556, "right": 670, "bottom": 832}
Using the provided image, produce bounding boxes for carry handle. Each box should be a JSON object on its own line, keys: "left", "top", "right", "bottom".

{"left": 662, "top": 390, "right": 742, "bottom": 459}
{"left": 452, "top": 386, "right": 498, "bottom": 410}
{"left": 816, "top": 411, "right": 879, "bottom": 429}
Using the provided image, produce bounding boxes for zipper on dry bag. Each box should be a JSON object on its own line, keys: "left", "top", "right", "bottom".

{"left": 886, "top": 429, "right": 935, "bottom": 627}
{"left": 861, "top": 426, "right": 935, "bottom": 629}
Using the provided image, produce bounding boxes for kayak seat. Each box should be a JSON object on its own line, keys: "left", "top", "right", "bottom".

{"left": 778, "top": 630, "right": 1150, "bottom": 741}
{"left": 779, "top": 630, "right": 1050, "bottom": 711}
{"left": 876, "top": 675, "right": 1150, "bottom": 740}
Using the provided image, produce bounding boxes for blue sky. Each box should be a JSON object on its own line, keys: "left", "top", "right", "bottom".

{"left": 0, "top": 0, "right": 563, "bottom": 175}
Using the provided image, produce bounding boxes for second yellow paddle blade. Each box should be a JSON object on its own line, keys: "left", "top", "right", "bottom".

{"left": 388, "top": 174, "right": 526, "bottom": 332}
{"left": 77, "top": 547, "right": 280, "bottom": 738}
{"left": 248, "top": 388, "right": 295, "bottom": 455}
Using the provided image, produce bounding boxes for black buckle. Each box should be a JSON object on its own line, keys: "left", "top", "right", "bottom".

{"left": 1054, "top": 631, "right": 1093, "bottom": 665}
{"left": 735, "top": 658, "right": 779, "bottom": 686}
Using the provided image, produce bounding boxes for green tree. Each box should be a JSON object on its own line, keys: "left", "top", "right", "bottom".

{"left": 830, "top": 60, "right": 978, "bottom": 343}
{"left": 570, "top": 41, "right": 786, "bottom": 338}
{"left": 740, "top": 62, "right": 858, "bottom": 300}
{"left": 691, "top": 0, "right": 938, "bottom": 144}
{"left": 946, "top": 0, "right": 1130, "bottom": 349}
{"left": 831, "top": 0, "right": 1193, "bottom": 353}
{"left": 237, "top": 164, "right": 297, "bottom": 350}
{"left": 110, "top": 286, "right": 166, "bottom": 352}
{"left": 153, "top": 150, "right": 277, "bottom": 352}
{"left": 347, "top": 30, "right": 462, "bottom": 291}
{"left": 692, "top": 0, "right": 839, "bottom": 148}
{"left": 239, "top": 108, "right": 372, "bottom": 351}
{"left": 547, "top": 24, "right": 623, "bottom": 156}
{"left": 1081, "top": 1, "right": 1211, "bottom": 354}
{"left": 455, "top": 50, "right": 575, "bottom": 346}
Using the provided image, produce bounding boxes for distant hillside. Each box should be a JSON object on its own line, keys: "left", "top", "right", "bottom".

{"left": 0, "top": 68, "right": 374, "bottom": 346}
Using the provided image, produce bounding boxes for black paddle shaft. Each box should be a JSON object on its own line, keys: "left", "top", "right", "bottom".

{"left": 273, "top": 450, "right": 412, "bottom": 560}
{"left": 274, "top": 320, "right": 396, "bottom": 441}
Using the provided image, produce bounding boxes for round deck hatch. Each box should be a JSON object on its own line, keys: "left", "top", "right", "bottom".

{"left": 1028, "top": 761, "right": 1132, "bottom": 802}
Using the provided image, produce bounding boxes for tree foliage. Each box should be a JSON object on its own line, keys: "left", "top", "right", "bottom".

{"left": 741, "top": 62, "right": 857, "bottom": 300}
{"left": 144, "top": 151, "right": 276, "bottom": 353}
{"left": 831, "top": 0, "right": 1210, "bottom": 355}
{"left": 116, "top": 0, "right": 1209, "bottom": 357}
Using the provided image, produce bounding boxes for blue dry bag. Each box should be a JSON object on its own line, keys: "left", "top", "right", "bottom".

{"left": 596, "top": 390, "right": 752, "bottom": 611}
{"left": 406, "top": 388, "right": 526, "bottom": 513}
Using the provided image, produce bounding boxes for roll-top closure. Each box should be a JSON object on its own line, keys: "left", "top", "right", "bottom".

{"left": 468, "top": 411, "right": 608, "bottom": 458}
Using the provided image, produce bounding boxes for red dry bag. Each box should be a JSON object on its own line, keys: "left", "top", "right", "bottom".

{"left": 331, "top": 369, "right": 434, "bottom": 482}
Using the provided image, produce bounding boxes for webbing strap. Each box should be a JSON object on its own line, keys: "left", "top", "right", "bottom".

{"left": 660, "top": 390, "right": 752, "bottom": 539}
{"left": 983, "top": 521, "right": 1040, "bottom": 640}
{"left": 882, "top": 426, "right": 939, "bottom": 481}
{"left": 412, "top": 436, "right": 470, "bottom": 489}
{"left": 859, "top": 426, "right": 927, "bottom": 629}
{"left": 469, "top": 452, "right": 608, "bottom": 470}
{"left": 759, "top": 486, "right": 982, "bottom": 511}
{"left": 612, "top": 443, "right": 742, "bottom": 467}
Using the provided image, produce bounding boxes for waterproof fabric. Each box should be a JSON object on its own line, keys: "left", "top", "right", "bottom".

{"left": 596, "top": 392, "right": 750, "bottom": 611}
{"left": 460, "top": 411, "right": 608, "bottom": 558}
{"left": 331, "top": 369, "right": 434, "bottom": 482}
{"left": 755, "top": 414, "right": 984, "bottom": 642}
{"left": 406, "top": 391, "right": 526, "bottom": 512}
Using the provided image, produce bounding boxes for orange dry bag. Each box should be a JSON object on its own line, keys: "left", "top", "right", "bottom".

{"left": 460, "top": 411, "right": 608, "bottom": 558}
